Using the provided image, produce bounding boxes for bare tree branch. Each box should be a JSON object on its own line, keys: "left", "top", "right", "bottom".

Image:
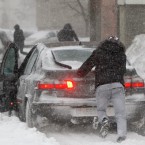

{"left": 66, "top": 2, "right": 82, "bottom": 15}
{"left": 62, "top": 0, "right": 90, "bottom": 35}
{"left": 77, "top": 0, "right": 87, "bottom": 20}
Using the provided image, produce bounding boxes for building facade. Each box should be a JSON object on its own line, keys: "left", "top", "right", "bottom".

{"left": 90, "top": 0, "right": 145, "bottom": 46}
{"left": 118, "top": 0, "right": 145, "bottom": 47}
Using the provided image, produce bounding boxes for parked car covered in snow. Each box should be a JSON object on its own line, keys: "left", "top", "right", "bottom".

{"left": 0, "top": 42, "right": 145, "bottom": 134}
{"left": 24, "top": 30, "right": 59, "bottom": 47}
{"left": 0, "top": 28, "right": 35, "bottom": 43}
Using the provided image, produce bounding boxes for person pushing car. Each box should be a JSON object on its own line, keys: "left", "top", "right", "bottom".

{"left": 77, "top": 36, "right": 127, "bottom": 143}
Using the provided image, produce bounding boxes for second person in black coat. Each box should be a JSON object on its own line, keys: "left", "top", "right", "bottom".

{"left": 57, "top": 23, "right": 79, "bottom": 42}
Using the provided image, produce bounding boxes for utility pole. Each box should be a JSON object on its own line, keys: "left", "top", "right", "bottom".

{"left": 89, "top": 0, "right": 117, "bottom": 42}
{"left": 89, "top": 0, "right": 101, "bottom": 42}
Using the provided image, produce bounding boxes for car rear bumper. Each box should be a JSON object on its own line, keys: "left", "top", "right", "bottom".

{"left": 32, "top": 97, "right": 145, "bottom": 121}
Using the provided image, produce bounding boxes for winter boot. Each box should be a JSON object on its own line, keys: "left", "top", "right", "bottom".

{"left": 99, "top": 118, "right": 110, "bottom": 138}
{"left": 116, "top": 136, "right": 126, "bottom": 143}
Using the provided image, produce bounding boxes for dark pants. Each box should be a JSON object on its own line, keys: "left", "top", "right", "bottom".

{"left": 15, "top": 42, "right": 27, "bottom": 55}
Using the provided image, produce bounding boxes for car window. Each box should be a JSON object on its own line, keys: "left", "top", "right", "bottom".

{"left": 3, "top": 48, "right": 16, "bottom": 76}
{"left": 24, "top": 49, "right": 38, "bottom": 75}
{"left": 52, "top": 49, "right": 93, "bottom": 63}
{"left": 48, "top": 32, "right": 56, "bottom": 37}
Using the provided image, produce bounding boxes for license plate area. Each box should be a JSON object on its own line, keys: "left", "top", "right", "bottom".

{"left": 71, "top": 107, "right": 115, "bottom": 117}
{"left": 76, "top": 81, "right": 95, "bottom": 96}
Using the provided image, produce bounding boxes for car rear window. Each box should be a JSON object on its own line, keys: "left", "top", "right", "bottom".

{"left": 52, "top": 48, "right": 94, "bottom": 63}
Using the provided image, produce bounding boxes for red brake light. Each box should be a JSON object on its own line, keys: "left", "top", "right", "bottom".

{"left": 37, "top": 80, "right": 74, "bottom": 90}
{"left": 124, "top": 82, "right": 144, "bottom": 88}
{"left": 132, "top": 82, "right": 144, "bottom": 88}
{"left": 66, "top": 81, "right": 74, "bottom": 89}
{"left": 55, "top": 84, "right": 66, "bottom": 89}
{"left": 38, "top": 84, "right": 54, "bottom": 89}
{"left": 124, "top": 82, "right": 131, "bottom": 88}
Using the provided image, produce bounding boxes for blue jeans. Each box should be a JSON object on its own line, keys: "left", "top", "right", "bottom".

{"left": 96, "top": 82, "right": 127, "bottom": 137}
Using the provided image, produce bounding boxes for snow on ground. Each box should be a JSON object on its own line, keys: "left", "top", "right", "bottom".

{"left": 1, "top": 112, "right": 145, "bottom": 145}
{"left": 46, "top": 131, "right": 145, "bottom": 145}
{"left": 0, "top": 113, "right": 59, "bottom": 145}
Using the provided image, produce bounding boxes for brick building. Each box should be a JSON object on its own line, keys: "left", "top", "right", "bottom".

{"left": 90, "top": 0, "right": 145, "bottom": 47}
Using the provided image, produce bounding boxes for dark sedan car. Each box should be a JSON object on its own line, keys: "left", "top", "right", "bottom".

{"left": 0, "top": 42, "right": 145, "bottom": 134}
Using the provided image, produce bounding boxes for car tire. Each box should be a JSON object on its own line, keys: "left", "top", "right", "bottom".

{"left": 17, "top": 103, "right": 26, "bottom": 122}
{"left": 26, "top": 101, "right": 37, "bottom": 128}
{"left": 138, "top": 116, "right": 145, "bottom": 136}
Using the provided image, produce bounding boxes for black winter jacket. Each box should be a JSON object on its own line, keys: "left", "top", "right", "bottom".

{"left": 57, "top": 23, "right": 79, "bottom": 42}
{"left": 77, "top": 39, "right": 126, "bottom": 88}
{"left": 14, "top": 29, "right": 25, "bottom": 43}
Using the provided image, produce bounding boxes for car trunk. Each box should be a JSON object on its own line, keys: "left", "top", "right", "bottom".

{"left": 41, "top": 69, "right": 95, "bottom": 98}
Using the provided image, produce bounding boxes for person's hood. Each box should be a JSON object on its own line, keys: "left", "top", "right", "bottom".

{"left": 98, "top": 39, "right": 125, "bottom": 54}
{"left": 63, "top": 23, "right": 72, "bottom": 30}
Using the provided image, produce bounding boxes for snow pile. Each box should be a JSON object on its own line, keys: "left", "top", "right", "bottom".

{"left": 126, "top": 34, "right": 145, "bottom": 79}
{"left": 0, "top": 113, "right": 60, "bottom": 145}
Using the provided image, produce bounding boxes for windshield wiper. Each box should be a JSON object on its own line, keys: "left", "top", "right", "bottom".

{"left": 51, "top": 51, "right": 72, "bottom": 69}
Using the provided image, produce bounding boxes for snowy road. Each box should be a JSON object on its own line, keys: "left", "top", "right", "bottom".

{"left": 0, "top": 113, "right": 145, "bottom": 145}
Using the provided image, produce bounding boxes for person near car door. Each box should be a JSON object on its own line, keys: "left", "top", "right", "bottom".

{"left": 13, "top": 24, "right": 26, "bottom": 55}
{"left": 77, "top": 36, "right": 127, "bottom": 143}
{"left": 57, "top": 23, "right": 79, "bottom": 42}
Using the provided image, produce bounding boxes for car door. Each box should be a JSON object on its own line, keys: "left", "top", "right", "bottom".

{"left": 0, "top": 43, "right": 18, "bottom": 96}
{"left": 17, "top": 48, "right": 39, "bottom": 103}
{"left": 0, "top": 43, "right": 18, "bottom": 111}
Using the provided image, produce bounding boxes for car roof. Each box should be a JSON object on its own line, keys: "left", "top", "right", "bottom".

{"left": 36, "top": 41, "right": 97, "bottom": 51}
{"left": 26, "top": 30, "right": 58, "bottom": 40}
{"left": 46, "top": 41, "right": 97, "bottom": 48}
{"left": 34, "top": 42, "right": 97, "bottom": 71}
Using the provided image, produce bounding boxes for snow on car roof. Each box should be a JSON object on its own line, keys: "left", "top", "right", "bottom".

{"left": 48, "top": 45, "right": 93, "bottom": 51}
{"left": 26, "top": 30, "right": 58, "bottom": 40}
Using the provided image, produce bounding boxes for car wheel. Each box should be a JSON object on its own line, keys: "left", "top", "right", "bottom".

{"left": 26, "top": 101, "right": 37, "bottom": 128}
{"left": 138, "top": 116, "right": 145, "bottom": 136}
{"left": 17, "top": 103, "right": 26, "bottom": 122}
{"left": 138, "top": 125, "right": 145, "bottom": 136}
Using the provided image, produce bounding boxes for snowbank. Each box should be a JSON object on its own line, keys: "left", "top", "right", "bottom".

{"left": 126, "top": 34, "right": 145, "bottom": 79}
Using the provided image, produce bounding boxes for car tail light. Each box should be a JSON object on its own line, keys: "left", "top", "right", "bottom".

{"left": 124, "top": 75, "right": 145, "bottom": 88}
{"left": 10, "top": 102, "right": 14, "bottom": 106}
{"left": 124, "top": 81, "right": 144, "bottom": 88}
{"left": 132, "top": 82, "right": 144, "bottom": 88}
{"left": 37, "top": 80, "right": 75, "bottom": 90}
{"left": 124, "top": 82, "right": 131, "bottom": 88}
